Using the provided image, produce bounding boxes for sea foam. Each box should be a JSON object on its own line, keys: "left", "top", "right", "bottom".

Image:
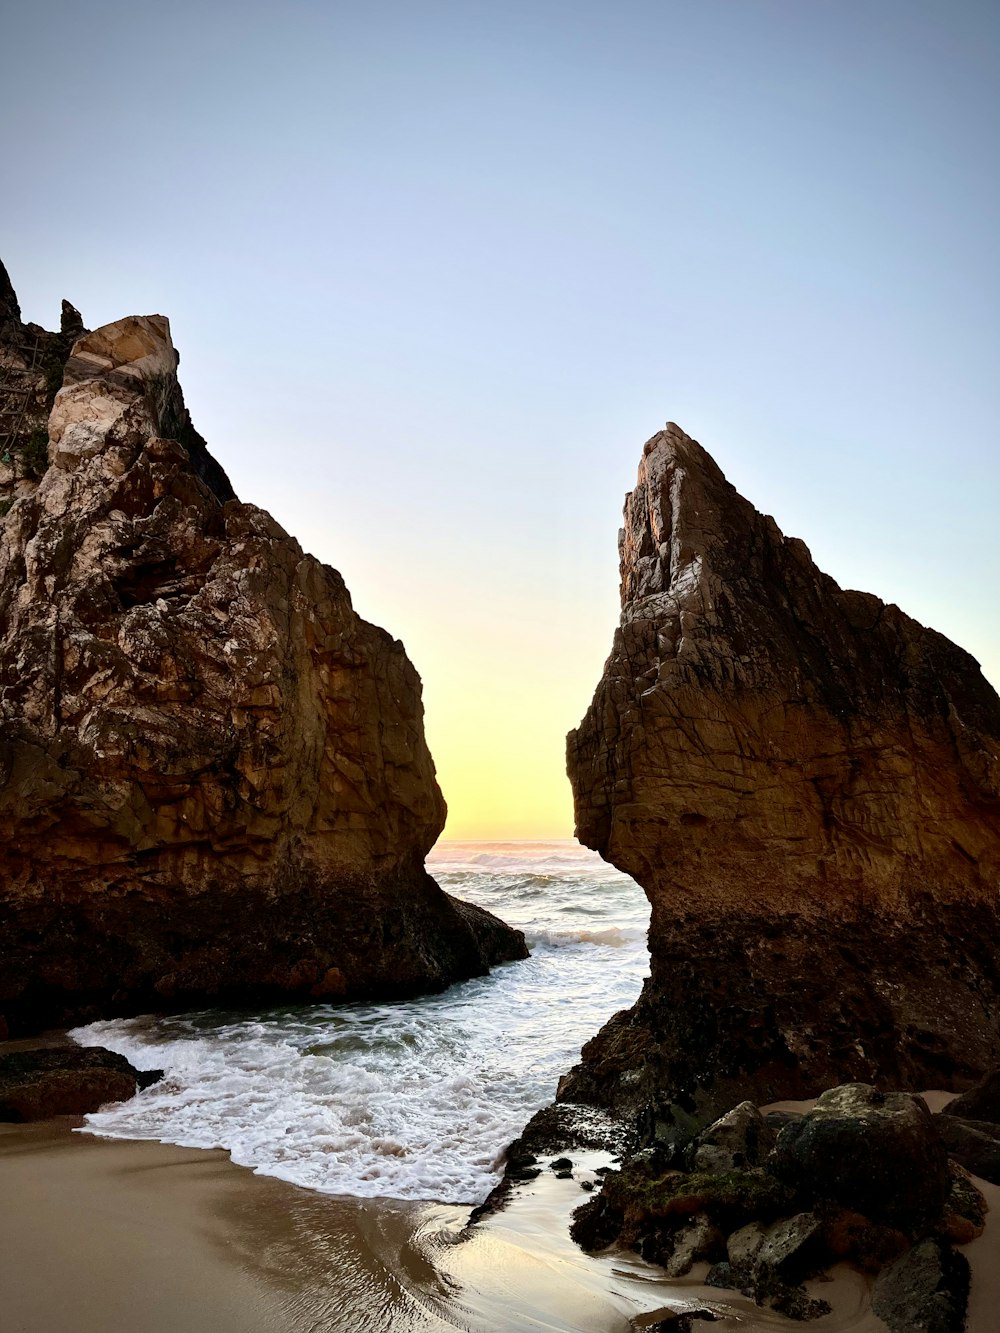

{"left": 72, "top": 841, "right": 649, "bottom": 1204}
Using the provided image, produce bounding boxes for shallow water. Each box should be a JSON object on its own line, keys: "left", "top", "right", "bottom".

{"left": 72, "top": 840, "right": 650, "bottom": 1204}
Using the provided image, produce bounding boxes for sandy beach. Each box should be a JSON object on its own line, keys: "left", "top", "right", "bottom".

{"left": 0, "top": 1118, "right": 450, "bottom": 1333}
{"left": 4, "top": 1110, "right": 1000, "bottom": 1333}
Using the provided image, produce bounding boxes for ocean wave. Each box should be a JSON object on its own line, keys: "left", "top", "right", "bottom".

{"left": 70, "top": 841, "right": 650, "bottom": 1205}
{"left": 525, "top": 925, "right": 643, "bottom": 950}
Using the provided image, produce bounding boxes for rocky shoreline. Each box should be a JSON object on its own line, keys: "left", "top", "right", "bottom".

{"left": 478, "top": 422, "right": 1000, "bottom": 1330}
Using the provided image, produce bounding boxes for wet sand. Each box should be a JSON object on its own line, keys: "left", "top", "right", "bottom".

{"left": 3, "top": 1116, "right": 1000, "bottom": 1333}
{"left": 0, "top": 1119, "right": 450, "bottom": 1333}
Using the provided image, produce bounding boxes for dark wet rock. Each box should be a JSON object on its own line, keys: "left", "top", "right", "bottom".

{"left": 764, "top": 1110, "right": 803, "bottom": 1133}
{"left": 939, "top": 1161, "right": 988, "bottom": 1245}
{"left": 872, "top": 1238, "right": 970, "bottom": 1333}
{"left": 656, "top": 1213, "right": 726, "bottom": 1277}
{"left": 768, "top": 1084, "right": 949, "bottom": 1234}
{"left": 0, "top": 1045, "right": 159, "bottom": 1120}
{"left": 581, "top": 1179, "right": 595, "bottom": 1191}
{"left": 689, "top": 1101, "right": 775, "bottom": 1173}
{"left": 705, "top": 1260, "right": 831, "bottom": 1322}
{"left": 946, "top": 1067, "right": 1000, "bottom": 1123}
{"left": 630, "top": 1310, "right": 719, "bottom": 1332}
{"left": 571, "top": 1156, "right": 795, "bottom": 1258}
{"left": 550, "top": 1156, "right": 573, "bottom": 1171}
{"left": 934, "top": 1113, "right": 1000, "bottom": 1185}
{"left": 820, "top": 1208, "right": 910, "bottom": 1272}
{"left": 637, "top": 1097, "right": 703, "bottom": 1167}
{"left": 727, "top": 1211, "right": 825, "bottom": 1283}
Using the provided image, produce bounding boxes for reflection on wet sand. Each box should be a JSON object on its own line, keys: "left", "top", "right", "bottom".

{"left": 3, "top": 1120, "right": 998, "bottom": 1332}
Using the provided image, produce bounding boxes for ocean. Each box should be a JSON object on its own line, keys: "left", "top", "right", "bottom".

{"left": 70, "top": 841, "right": 649, "bottom": 1205}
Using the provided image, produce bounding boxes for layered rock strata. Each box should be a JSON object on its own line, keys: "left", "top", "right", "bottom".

{"left": 564, "top": 423, "right": 1000, "bottom": 1119}
{"left": 0, "top": 272, "right": 525, "bottom": 1035}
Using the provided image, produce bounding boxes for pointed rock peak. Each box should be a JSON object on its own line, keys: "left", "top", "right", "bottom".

{"left": 619, "top": 422, "right": 747, "bottom": 614}
{"left": 53, "top": 313, "right": 237, "bottom": 504}
{"left": 60, "top": 299, "right": 85, "bottom": 339}
{"left": 0, "top": 258, "right": 21, "bottom": 337}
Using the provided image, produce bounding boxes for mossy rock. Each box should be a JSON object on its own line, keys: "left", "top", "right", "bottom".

{"left": 606, "top": 1163, "right": 797, "bottom": 1235}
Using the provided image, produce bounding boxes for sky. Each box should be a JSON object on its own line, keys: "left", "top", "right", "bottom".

{"left": 3, "top": 1, "right": 998, "bottom": 839}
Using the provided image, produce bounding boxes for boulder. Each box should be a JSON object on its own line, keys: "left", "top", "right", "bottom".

{"left": 939, "top": 1161, "right": 987, "bottom": 1245}
{"left": 768, "top": 1084, "right": 949, "bottom": 1234}
{"left": 0, "top": 1045, "right": 160, "bottom": 1120}
{"left": 872, "top": 1238, "right": 970, "bottom": 1333}
{"left": 946, "top": 1067, "right": 1000, "bottom": 1123}
{"left": 0, "top": 263, "right": 526, "bottom": 1034}
{"left": 689, "top": 1100, "right": 775, "bottom": 1173}
{"left": 934, "top": 1113, "right": 1000, "bottom": 1184}
{"left": 562, "top": 423, "right": 1000, "bottom": 1120}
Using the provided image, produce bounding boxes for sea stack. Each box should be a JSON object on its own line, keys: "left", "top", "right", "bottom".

{"left": 564, "top": 423, "right": 1000, "bottom": 1119}
{"left": 0, "top": 264, "right": 525, "bottom": 1035}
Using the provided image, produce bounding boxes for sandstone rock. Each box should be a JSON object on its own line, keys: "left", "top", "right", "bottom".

{"left": 563, "top": 423, "right": 1000, "bottom": 1118}
{"left": 0, "top": 264, "right": 525, "bottom": 1034}
{"left": 768, "top": 1084, "right": 949, "bottom": 1234}
{"left": 0, "top": 1045, "right": 160, "bottom": 1120}
{"left": 0, "top": 261, "right": 82, "bottom": 509}
{"left": 872, "top": 1238, "right": 970, "bottom": 1333}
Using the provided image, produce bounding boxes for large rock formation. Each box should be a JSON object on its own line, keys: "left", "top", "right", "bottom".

{"left": 0, "top": 269, "right": 525, "bottom": 1035}
{"left": 563, "top": 423, "right": 1000, "bottom": 1120}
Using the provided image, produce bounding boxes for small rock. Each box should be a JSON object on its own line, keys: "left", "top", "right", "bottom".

{"left": 550, "top": 1156, "right": 573, "bottom": 1171}
{"left": 872, "top": 1238, "right": 970, "bottom": 1333}
{"left": 939, "top": 1160, "right": 988, "bottom": 1245}
{"left": 935, "top": 1113, "right": 1000, "bottom": 1184}
{"left": 581, "top": 1179, "right": 595, "bottom": 1191}
{"left": 945, "top": 1068, "right": 1000, "bottom": 1124}
{"left": 508, "top": 1165, "right": 542, "bottom": 1182}
{"left": 661, "top": 1213, "right": 725, "bottom": 1278}
{"left": 724, "top": 1213, "right": 827, "bottom": 1315}
{"left": 689, "top": 1101, "right": 776, "bottom": 1173}
{"left": 637, "top": 1098, "right": 703, "bottom": 1166}
{"left": 821, "top": 1208, "right": 909, "bottom": 1271}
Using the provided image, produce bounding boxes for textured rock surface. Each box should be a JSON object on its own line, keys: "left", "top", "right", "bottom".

{"left": 0, "top": 269, "right": 525, "bottom": 1034}
{"left": 0, "top": 1045, "right": 159, "bottom": 1120}
{"left": 0, "top": 259, "right": 83, "bottom": 512}
{"left": 768, "top": 1085, "right": 949, "bottom": 1234}
{"left": 564, "top": 423, "right": 1000, "bottom": 1118}
{"left": 872, "top": 1238, "right": 970, "bottom": 1333}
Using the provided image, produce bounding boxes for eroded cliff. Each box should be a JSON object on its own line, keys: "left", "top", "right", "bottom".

{"left": 0, "top": 273, "right": 525, "bottom": 1035}
{"left": 564, "top": 423, "right": 1000, "bottom": 1119}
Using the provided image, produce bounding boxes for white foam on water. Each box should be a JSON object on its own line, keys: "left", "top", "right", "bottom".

{"left": 71, "top": 841, "right": 650, "bottom": 1204}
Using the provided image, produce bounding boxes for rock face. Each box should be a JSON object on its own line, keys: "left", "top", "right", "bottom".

{"left": 564, "top": 423, "right": 1000, "bottom": 1118}
{"left": 0, "top": 1045, "right": 161, "bottom": 1121}
{"left": 0, "top": 259, "right": 83, "bottom": 513}
{"left": 0, "top": 269, "right": 525, "bottom": 1035}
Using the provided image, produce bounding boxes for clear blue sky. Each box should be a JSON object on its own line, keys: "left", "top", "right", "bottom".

{"left": 4, "top": 1, "right": 998, "bottom": 835}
